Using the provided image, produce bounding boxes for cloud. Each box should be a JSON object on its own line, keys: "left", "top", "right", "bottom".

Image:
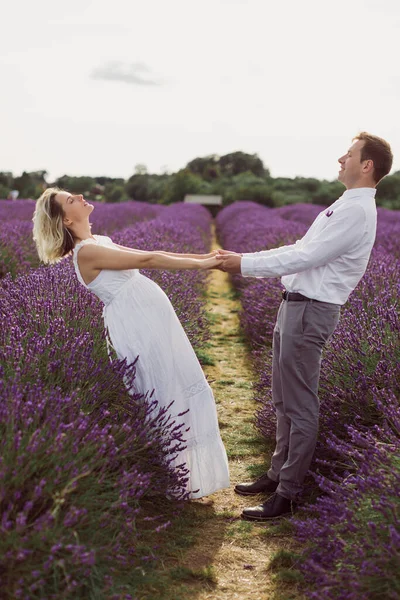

{"left": 91, "top": 61, "right": 162, "bottom": 86}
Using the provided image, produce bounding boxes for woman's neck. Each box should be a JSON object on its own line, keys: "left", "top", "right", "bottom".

{"left": 72, "top": 227, "right": 95, "bottom": 244}
{"left": 75, "top": 235, "right": 96, "bottom": 244}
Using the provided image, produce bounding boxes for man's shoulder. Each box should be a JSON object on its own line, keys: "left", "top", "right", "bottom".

{"left": 334, "top": 199, "right": 369, "bottom": 217}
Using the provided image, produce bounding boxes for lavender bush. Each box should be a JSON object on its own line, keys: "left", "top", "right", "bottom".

{"left": 293, "top": 388, "right": 400, "bottom": 600}
{"left": 217, "top": 201, "right": 400, "bottom": 599}
{"left": 1, "top": 371, "right": 189, "bottom": 599}
{"left": 0, "top": 202, "right": 212, "bottom": 598}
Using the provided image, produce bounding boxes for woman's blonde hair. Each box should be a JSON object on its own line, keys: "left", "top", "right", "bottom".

{"left": 32, "top": 187, "right": 75, "bottom": 264}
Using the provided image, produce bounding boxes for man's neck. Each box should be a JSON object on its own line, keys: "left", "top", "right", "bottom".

{"left": 345, "top": 182, "right": 376, "bottom": 190}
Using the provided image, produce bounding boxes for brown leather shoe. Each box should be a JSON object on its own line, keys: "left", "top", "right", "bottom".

{"left": 234, "top": 473, "right": 278, "bottom": 496}
{"left": 241, "top": 493, "right": 297, "bottom": 521}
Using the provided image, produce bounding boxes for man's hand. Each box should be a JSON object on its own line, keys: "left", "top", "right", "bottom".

{"left": 218, "top": 254, "right": 242, "bottom": 274}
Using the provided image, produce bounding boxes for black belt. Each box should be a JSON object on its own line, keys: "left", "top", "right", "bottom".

{"left": 282, "top": 290, "right": 314, "bottom": 302}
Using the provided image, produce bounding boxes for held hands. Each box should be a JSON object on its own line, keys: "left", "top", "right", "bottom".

{"left": 200, "top": 250, "right": 220, "bottom": 259}
{"left": 194, "top": 249, "right": 242, "bottom": 273}
{"left": 192, "top": 248, "right": 242, "bottom": 272}
{"left": 215, "top": 248, "right": 242, "bottom": 273}
{"left": 196, "top": 255, "right": 224, "bottom": 270}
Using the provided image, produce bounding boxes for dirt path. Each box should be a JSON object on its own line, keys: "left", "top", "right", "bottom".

{"left": 188, "top": 229, "right": 285, "bottom": 599}
{"left": 138, "top": 225, "right": 304, "bottom": 600}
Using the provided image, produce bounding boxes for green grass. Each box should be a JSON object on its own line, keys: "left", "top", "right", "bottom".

{"left": 235, "top": 381, "right": 253, "bottom": 389}
{"left": 208, "top": 289, "right": 239, "bottom": 301}
{"left": 169, "top": 565, "right": 217, "bottom": 584}
{"left": 133, "top": 500, "right": 219, "bottom": 600}
{"left": 196, "top": 349, "right": 216, "bottom": 366}
{"left": 205, "top": 311, "right": 220, "bottom": 325}
{"left": 267, "top": 550, "right": 305, "bottom": 598}
{"left": 260, "top": 519, "right": 296, "bottom": 538}
{"left": 225, "top": 519, "right": 254, "bottom": 540}
{"left": 245, "top": 458, "right": 274, "bottom": 480}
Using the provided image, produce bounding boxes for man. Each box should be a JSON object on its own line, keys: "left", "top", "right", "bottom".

{"left": 218, "top": 132, "right": 393, "bottom": 521}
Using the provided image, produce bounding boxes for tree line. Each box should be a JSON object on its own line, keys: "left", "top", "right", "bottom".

{"left": 1, "top": 151, "right": 400, "bottom": 208}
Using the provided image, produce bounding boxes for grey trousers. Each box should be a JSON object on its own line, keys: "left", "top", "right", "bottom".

{"left": 267, "top": 299, "right": 341, "bottom": 500}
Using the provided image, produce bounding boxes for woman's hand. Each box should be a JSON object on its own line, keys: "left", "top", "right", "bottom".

{"left": 196, "top": 255, "right": 224, "bottom": 270}
{"left": 193, "top": 250, "right": 219, "bottom": 259}
{"left": 217, "top": 248, "right": 243, "bottom": 257}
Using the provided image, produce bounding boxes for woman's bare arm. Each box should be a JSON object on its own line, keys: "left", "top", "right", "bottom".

{"left": 78, "top": 244, "right": 222, "bottom": 273}
{"left": 112, "top": 242, "right": 217, "bottom": 260}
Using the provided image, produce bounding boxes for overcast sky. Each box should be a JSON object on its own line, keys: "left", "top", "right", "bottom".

{"left": 1, "top": 0, "right": 400, "bottom": 183}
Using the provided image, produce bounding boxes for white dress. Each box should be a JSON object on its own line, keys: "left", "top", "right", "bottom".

{"left": 72, "top": 234, "right": 230, "bottom": 498}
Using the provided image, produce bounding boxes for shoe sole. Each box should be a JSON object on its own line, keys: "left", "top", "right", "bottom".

{"left": 240, "top": 511, "right": 292, "bottom": 522}
{"left": 234, "top": 487, "right": 278, "bottom": 497}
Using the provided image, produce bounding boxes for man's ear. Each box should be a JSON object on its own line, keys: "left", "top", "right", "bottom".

{"left": 363, "top": 159, "right": 374, "bottom": 175}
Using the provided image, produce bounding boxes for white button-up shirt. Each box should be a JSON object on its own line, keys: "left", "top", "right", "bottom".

{"left": 240, "top": 188, "right": 377, "bottom": 305}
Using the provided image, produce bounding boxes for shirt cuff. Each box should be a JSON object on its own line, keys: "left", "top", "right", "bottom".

{"left": 240, "top": 256, "right": 256, "bottom": 277}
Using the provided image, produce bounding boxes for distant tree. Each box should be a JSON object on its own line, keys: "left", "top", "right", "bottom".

{"left": 376, "top": 170, "right": 400, "bottom": 208}
{"left": 294, "top": 177, "right": 321, "bottom": 194}
{"left": 219, "top": 151, "right": 267, "bottom": 177}
{"left": 186, "top": 155, "right": 220, "bottom": 180}
{"left": 30, "top": 170, "right": 48, "bottom": 184}
{"left": 162, "top": 169, "right": 205, "bottom": 204}
{"left": 104, "top": 184, "right": 126, "bottom": 203}
{"left": 95, "top": 176, "right": 125, "bottom": 186}
{"left": 270, "top": 190, "right": 286, "bottom": 207}
{"left": 210, "top": 172, "right": 273, "bottom": 206}
{"left": 311, "top": 181, "right": 344, "bottom": 205}
{"left": 0, "top": 172, "right": 14, "bottom": 199}
{"left": 187, "top": 151, "right": 268, "bottom": 180}
{"left": 134, "top": 164, "right": 148, "bottom": 176}
{"left": 125, "top": 173, "right": 151, "bottom": 202}
{"left": 125, "top": 171, "right": 170, "bottom": 203}
{"left": 0, "top": 186, "right": 9, "bottom": 199}
{"left": 13, "top": 170, "right": 47, "bottom": 198}
{"left": 147, "top": 175, "right": 170, "bottom": 202}
{"left": 55, "top": 175, "right": 95, "bottom": 195}
{"left": 272, "top": 177, "right": 298, "bottom": 192}
{"left": 225, "top": 172, "right": 274, "bottom": 206}
{"left": 0, "top": 172, "right": 14, "bottom": 188}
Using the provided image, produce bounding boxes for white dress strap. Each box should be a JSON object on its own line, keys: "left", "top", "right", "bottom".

{"left": 72, "top": 238, "right": 98, "bottom": 288}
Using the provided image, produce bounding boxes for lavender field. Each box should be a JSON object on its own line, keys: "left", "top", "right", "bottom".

{"left": 0, "top": 200, "right": 213, "bottom": 599}
{"left": 1, "top": 197, "right": 399, "bottom": 600}
{"left": 217, "top": 202, "right": 400, "bottom": 600}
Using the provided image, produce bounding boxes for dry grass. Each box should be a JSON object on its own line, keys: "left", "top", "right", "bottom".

{"left": 136, "top": 227, "right": 306, "bottom": 600}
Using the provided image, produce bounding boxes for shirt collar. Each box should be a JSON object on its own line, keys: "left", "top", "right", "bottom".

{"left": 340, "top": 187, "right": 376, "bottom": 201}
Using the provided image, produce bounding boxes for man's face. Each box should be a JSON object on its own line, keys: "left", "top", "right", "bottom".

{"left": 337, "top": 139, "right": 366, "bottom": 188}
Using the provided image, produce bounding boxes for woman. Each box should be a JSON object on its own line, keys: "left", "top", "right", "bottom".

{"left": 32, "top": 188, "right": 230, "bottom": 498}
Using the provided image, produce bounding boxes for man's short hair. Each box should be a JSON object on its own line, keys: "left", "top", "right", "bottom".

{"left": 353, "top": 132, "right": 393, "bottom": 184}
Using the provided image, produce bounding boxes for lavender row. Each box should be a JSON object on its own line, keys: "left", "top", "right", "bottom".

{"left": 293, "top": 387, "right": 400, "bottom": 600}
{"left": 216, "top": 201, "right": 400, "bottom": 599}
{"left": 0, "top": 203, "right": 212, "bottom": 599}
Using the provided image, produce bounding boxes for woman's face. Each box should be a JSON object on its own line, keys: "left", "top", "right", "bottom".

{"left": 55, "top": 191, "right": 94, "bottom": 227}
